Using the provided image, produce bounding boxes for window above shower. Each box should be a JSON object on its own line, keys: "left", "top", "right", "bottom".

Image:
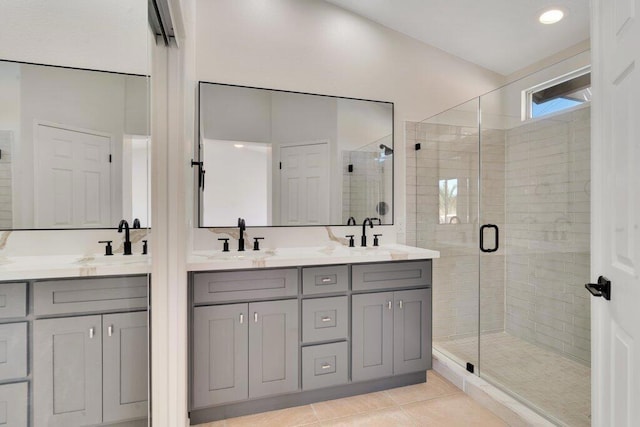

{"left": 524, "top": 66, "right": 591, "bottom": 120}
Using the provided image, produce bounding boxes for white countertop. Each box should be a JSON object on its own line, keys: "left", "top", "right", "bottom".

{"left": 0, "top": 244, "right": 439, "bottom": 281}
{"left": 0, "top": 254, "right": 151, "bottom": 281}
{"left": 188, "top": 244, "right": 440, "bottom": 271}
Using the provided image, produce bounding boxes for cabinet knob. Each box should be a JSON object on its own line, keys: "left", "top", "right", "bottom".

{"left": 254, "top": 312, "right": 258, "bottom": 323}
{"left": 89, "top": 327, "right": 95, "bottom": 339}
{"left": 321, "top": 277, "right": 332, "bottom": 283}
{"left": 107, "top": 325, "right": 114, "bottom": 337}
{"left": 239, "top": 313, "right": 244, "bottom": 324}
{"left": 399, "top": 300, "right": 403, "bottom": 309}
{"left": 387, "top": 301, "right": 392, "bottom": 310}
{"left": 321, "top": 316, "right": 332, "bottom": 322}
{"left": 321, "top": 363, "right": 332, "bottom": 370}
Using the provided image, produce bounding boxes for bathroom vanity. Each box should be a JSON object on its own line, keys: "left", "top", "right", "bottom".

{"left": 0, "top": 256, "right": 151, "bottom": 427}
{"left": 187, "top": 245, "right": 439, "bottom": 424}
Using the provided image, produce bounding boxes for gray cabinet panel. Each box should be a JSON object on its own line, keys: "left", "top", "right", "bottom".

{"left": 352, "top": 292, "right": 393, "bottom": 382}
{"left": 0, "top": 382, "right": 28, "bottom": 427}
{"left": 302, "top": 342, "right": 348, "bottom": 390}
{"left": 34, "top": 276, "right": 148, "bottom": 315}
{"left": 302, "top": 265, "right": 348, "bottom": 295}
{"left": 103, "top": 311, "right": 149, "bottom": 423}
{"left": 249, "top": 299, "right": 298, "bottom": 398}
{"left": 193, "top": 304, "right": 248, "bottom": 408}
{"left": 0, "top": 322, "right": 27, "bottom": 381}
{"left": 352, "top": 261, "right": 431, "bottom": 291}
{"left": 34, "top": 315, "right": 102, "bottom": 427}
{"left": 393, "top": 289, "right": 431, "bottom": 374}
{"left": 0, "top": 283, "right": 27, "bottom": 319}
{"left": 302, "top": 296, "right": 348, "bottom": 343}
{"left": 193, "top": 269, "right": 298, "bottom": 303}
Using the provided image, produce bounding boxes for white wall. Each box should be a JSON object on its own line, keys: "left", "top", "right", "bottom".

{"left": 192, "top": 0, "right": 504, "bottom": 246}
{"left": 0, "top": 0, "right": 148, "bottom": 75}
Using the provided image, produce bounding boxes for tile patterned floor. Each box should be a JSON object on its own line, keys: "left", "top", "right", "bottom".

{"left": 436, "top": 332, "right": 591, "bottom": 427}
{"left": 193, "top": 371, "right": 507, "bottom": 427}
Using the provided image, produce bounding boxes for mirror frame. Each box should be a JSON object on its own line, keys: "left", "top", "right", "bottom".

{"left": 196, "top": 81, "right": 395, "bottom": 228}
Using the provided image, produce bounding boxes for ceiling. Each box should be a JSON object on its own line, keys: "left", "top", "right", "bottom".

{"left": 324, "top": 0, "right": 590, "bottom": 76}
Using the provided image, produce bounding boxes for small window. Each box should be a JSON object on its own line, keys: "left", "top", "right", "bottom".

{"left": 524, "top": 67, "right": 591, "bottom": 119}
{"left": 439, "top": 178, "right": 458, "bottom": 224}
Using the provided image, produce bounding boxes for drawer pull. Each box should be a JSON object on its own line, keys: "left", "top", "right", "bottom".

{"left": 321, "top": 277, "right": 332, "bottom": 283}
{"left": 254, "top": 312, "right": 258, "bottom": 323}
{"left": 399, "top": 300, "right": 403, "bottom": 309}
{"left": 387, "top": 301, "right": 392, "bottom": 310}
{"left": 239, "top": 313, "right": 244, "bottom": 324}
{"left": 107, "top": 325, "right": 113, "bottom": 337}
{"left": 321, "top": 363, "right": 332, "bottom": 370}
{"left": 321, "top": 316, "right": 332, "bottom": 322}
{"left": 89, "top": 327, "right": 95, "bottom": 339}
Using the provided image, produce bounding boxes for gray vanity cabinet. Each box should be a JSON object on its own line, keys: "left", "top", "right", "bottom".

{"left": 352, "top": 292, "right": 394, "bottom": 381}
{"left": 192, "top": 304, "right": 249, "bottom": 408}
{"left": 248, "top": 299, "right": 298, "bottom": 399}
{"left": 352, "top": 288, "right": 431, "bottom": 382}
{"left": 34, "top": 311, "right": 149, "bottom": 426}
{"left": 192, "top": 299, "right": 298, "bottom": 407}
{"left": 33, "top": 315, "right": 103, "bottom": 427}
{"left": 103, "top": 311, "right": 149, "bottom": 423}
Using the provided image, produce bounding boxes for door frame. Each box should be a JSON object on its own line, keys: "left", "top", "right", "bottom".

{"left": 33, "top": 120, "right": 113, "bottom": 228}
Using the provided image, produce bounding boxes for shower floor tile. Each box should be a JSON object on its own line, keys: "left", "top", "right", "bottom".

{"left": 435, "top": 332, "right": 590, "bottom": 427}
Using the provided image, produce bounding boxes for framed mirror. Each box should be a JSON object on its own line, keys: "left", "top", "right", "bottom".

{"left": 0, "top": 60, "right": 149, "bottom": 230}
{"left": 197, "top": 82, "right": 394, "bottom": 227}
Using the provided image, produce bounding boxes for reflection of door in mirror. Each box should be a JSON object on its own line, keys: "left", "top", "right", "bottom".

{"left": 278, "top": 142, "right": 329, "bottom": 225}
{"left": 35, "top": 123, "right": 111, "bottom": 228}
{"left": 123, "top": 136, "right": 150, "bottom": 227}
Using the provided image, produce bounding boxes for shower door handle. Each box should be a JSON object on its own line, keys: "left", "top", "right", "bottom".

{"left": 480, "top": 224, "right": 499, "bottom": 253}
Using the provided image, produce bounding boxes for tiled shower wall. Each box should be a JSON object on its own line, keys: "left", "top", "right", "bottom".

{"left": 0, "top": 131, "right": 13, "bottom": 228}
{"left": 342, "top": 151, "right": 390, "bottom": 224}
{"left": 406, "top": 120, "right": 505, "bottom": 350}
{"left": 504, "top": 106, "right": 591, "bottom": 364}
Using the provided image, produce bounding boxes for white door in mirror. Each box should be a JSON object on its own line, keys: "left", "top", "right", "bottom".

{"left": 279, "top": 142, "right": 329, "bottom": 225}
{"left": 35, "top": 124, "right": 111, "bottom": 228}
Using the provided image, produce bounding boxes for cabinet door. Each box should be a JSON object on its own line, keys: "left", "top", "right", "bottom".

{"left": 193, "top": 304, "right": 248, "bottom": 408}
{"left": 249, "top": 299, "right": 298, "bottom": 398}
{"left": 33, "top": 315, "right": 102, "bottom": 427}
{"left": 393, "top": 289, "right": 431, "bottom": 375}
{"left": 103, "top": 311, "right": 149, "bottom": 423}
{"left": 352, "top": 292, "right": 394, "bottom": 382}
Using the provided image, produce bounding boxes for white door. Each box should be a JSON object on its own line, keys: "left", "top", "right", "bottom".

{"left": 35, "top": 124, "right": 111, "bottom": 228}
{"left": 279, "top": 143, "right": 329, "bottom": 225}
{"left": 591, "top": 0, "right": 640, "bottom": 425}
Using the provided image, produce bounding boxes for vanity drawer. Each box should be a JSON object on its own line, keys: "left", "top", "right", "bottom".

{"left": 0, "top": 382, "right": 28, "bottom": 427}
{"left": 352, "top": 260, "right": 431, "bottom": 291}
{"left": 302, "top": 342, "right": 348, "bottom": 391}
{"left": 193, "top": 269, "right": 298, "bottom": 303}
{"left": 0, "top": 283, "right": 27, "bottom": 319}
{"left": 302, "top": 296, "right": 348, "bottom": 343}
{"left": 0, "top": 322, "right": 27, "bottom": 381}
{"left": 302, "top": 265, "right": 348, "bottom": 295}
{"left": 33, "top": 276, "right": 148, "bottom": 316}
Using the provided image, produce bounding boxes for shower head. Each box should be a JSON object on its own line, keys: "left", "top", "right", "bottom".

{"left": 379, "top": 144, "right": 394, "bottom": 156}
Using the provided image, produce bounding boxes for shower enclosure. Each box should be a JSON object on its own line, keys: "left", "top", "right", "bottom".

{"left": 407, "top": 52, "right": 591, "bottom": 426}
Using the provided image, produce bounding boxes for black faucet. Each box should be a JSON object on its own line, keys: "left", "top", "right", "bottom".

{"left": 238, "top": 218, "right": 246, "bottom": 251}
{"left": 347, "top": 216, "right": 356, "bottom": 225}
{"left": 132, "top": 218, "right": 141, "bottom": 229}
{"left": 118, "top": 220, "right": 132, "bottom": 255}
{"left": 361, "top": 218, "right": 373, "bottom": 247}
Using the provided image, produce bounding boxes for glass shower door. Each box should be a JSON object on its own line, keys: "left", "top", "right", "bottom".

{"left": 409, "top": 98, "right": 481, "bottom": 372}
{"left": 478, "top": 83, "right": 591, "bottom": 426}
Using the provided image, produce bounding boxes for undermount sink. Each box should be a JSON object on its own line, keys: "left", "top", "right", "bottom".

{"left": 79, "top": 254, "right": 150, "bottom": 266}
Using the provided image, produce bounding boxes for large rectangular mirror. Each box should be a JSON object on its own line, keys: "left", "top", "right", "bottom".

{"left": 0, "top": 60, "right": 149, "bottom": 229}
{"left": 197, "top": 82, "right": 394, "bottom": 227}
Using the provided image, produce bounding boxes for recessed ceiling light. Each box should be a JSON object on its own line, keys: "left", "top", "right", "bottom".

{"left": 234, "top": 144, "right": 244, "bottom": 148}
{"left": 539, "top": 9, "right": 564, "bottom": 24}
